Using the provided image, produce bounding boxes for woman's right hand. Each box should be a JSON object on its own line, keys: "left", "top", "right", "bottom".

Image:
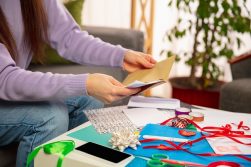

{"left": 86, "top": 73, "right": 140, "bottom": 104}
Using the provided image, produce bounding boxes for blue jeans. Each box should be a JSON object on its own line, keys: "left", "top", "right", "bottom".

{"left": 0, "top": 96, "right": 103, "bottom": 167}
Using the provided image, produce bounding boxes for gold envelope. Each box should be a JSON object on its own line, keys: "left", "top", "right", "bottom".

{"left": 123, "top": 55, "right": 176, "bottom": 87}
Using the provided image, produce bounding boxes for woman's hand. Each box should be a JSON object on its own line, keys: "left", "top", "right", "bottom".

{"left": 123, "top": 50, "right": 157, "bottom": 73}
{"left": 86, "top": 73, "right": 140, "bottom": 104}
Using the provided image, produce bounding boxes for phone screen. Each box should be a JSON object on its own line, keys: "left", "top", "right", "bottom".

{"left": 75, "top": 142, "right": 131, "bottom": 163}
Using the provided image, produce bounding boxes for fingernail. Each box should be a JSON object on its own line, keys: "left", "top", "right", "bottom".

{"left": 149, "top": 63, "right": 154, "bottom": 67}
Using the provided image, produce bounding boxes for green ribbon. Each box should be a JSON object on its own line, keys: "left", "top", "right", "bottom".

{"left": 26, "top": 140, "right": 75, "bottom": 167}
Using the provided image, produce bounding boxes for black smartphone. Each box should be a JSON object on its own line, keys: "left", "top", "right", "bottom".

{"left": 75, "top": 142, "right": 133, "bottom": 165}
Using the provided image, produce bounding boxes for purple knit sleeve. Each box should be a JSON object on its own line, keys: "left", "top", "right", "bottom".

{"left": 44, "top": 0, "right": 127, "bottom": 67}
{"left": 0, "top": 0, "right": 127, "bottom": 101}
{"left": 0, "top": 44, "right": 88, "bottom": 101}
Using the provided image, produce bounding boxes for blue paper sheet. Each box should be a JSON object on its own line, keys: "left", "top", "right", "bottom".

{"left": 126, "top": 157, "right": 148, "bottom": 167}
{"left": 67, "top": 125, "right": 112, "bottom": 147}
{"left": 125, "top": 124, "right": 251, "bottom": 166}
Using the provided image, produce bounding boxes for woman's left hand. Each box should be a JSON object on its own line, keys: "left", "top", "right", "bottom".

{"left": 123, "top": 50, "right": 157, "bottom": 73}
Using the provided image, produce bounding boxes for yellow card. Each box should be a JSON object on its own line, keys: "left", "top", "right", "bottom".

{"left": 123, "top": 55, "right": 175, "bottom": 89}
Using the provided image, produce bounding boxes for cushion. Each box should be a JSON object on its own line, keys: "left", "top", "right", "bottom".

{"left": 65, "top": 0, "right": 84, "bottom": 25}
{"left": 44, "top": 0, "right": 85, "bottom": 65}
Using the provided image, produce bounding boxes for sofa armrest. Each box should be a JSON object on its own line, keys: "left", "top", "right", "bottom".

{"left": 220, "top": 78, "right": 251, "bottom": 113}
{"left": 229, "top": 51, "right": 251, "bottom": 80}
{"left": 82, "top": 26, "right": 144, "bottom": 52}
{"left": 229, "top": 51, "right": 251, "bottom": 64}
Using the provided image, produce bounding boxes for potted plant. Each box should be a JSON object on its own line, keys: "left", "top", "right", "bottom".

{"left": 162, "top": 0, "right": 251, "bottom": 108}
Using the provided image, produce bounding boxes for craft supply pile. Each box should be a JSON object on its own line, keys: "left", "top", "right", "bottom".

{"left": 84, "top": 95, "right": 251, "bottom": 167}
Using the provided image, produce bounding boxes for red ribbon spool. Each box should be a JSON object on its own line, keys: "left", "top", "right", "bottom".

{"left": 179, "top": 129, "right": 196, "bottom": 137}
{"left": 207, "top": 161, "right": 241, "bottom": 167}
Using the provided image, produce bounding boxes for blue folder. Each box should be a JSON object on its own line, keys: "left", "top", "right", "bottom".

{"left": 125, "top": 124, "right": 251, "bottom": 166}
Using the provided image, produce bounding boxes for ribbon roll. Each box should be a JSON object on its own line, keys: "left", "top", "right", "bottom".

{"left": 189, "top": 112, "right": 204, "bottom": 122}
{"left": 207, "top": 161, "right": 241, "bottom": 167}
{"left": 175, "top": 107, "right": 191, "bottom": 116}
{"left": 26, "top": 140, "right": 75, "bottom": 167}
{"left": 178, "top": 114, "right": 193, "bottom": 120}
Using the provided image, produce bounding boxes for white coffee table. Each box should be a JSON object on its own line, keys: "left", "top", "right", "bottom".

{"left": 34, "top": 106, "right": 251, "bottom": 167}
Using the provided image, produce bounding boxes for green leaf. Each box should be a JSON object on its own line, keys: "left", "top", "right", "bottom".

{"left": 168, "top": 35, "right": 172, "bottom": 41}
{"left": 197, "top": 1, "right": 210, "bottom": 18}
{"left": 167, "top": 51, "right": 173, "bottom": 57}
{"left": 222, "top": 1, "right": 230, "bottom": 11}
{"left": 176, "top": 0, "right": 181, "bottom": 8}
{"left": 216, "top": 40, "right": 221, "bottom": 46}
{"left": 219, "top": 48, "right": 234, "bottom": 59}
{"left": 236, "top": 38, "right": 242, "bottom": 49}
{"left": 174, "top": 30, "right": 186, "bottom": 38}
{"left": 168, "top": 0, "right": 173, "bottom": 7}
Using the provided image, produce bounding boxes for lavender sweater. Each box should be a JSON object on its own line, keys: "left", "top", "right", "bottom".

{"left": 0, "top": 0, "right": 126, "bottom": 101}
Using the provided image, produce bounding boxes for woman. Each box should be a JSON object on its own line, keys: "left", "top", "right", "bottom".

{"left": 0, "top": 0, "right": 156, "bottom": 166}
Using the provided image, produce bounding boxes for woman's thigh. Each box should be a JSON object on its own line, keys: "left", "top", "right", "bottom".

{"left": 0, "top": 100, "right": 69, "bottom": 146}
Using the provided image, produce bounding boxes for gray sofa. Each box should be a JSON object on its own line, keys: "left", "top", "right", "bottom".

{"left": 220, "top": 52, "right": 251, "bottom": 113}
{"left": 0, "top": 26, "right": 144, "bottom": 167}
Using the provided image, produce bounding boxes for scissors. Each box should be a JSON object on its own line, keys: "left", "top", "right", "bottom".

{"left": 147, "top": 154, "right": 184, "bottom": 167}
{"left": 147, "top": 154, "right": 206, "bottom": 167}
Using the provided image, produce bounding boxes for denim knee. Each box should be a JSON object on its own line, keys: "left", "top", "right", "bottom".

{"left": 65, "top": 96, "right": 104, "bottom": 116}
{"left": 20, "top": 103, "right": 68, "bottom": 167}
{"left": 0, "top": 101, "right": 70, "bottom": 167}
{"left": 0, "top": 101, "right": 69, "bottom": 144}
{"left": 31, "top": 103, "right": 69, "bottom": 140}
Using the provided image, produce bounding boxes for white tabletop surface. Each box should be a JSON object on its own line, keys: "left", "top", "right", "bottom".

{"left": 35, "top": 105, "right": 251, "bottom": 167}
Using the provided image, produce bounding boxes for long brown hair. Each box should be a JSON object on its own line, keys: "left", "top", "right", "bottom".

{"left": 0, "top": 0, "right": 48, "bottom": 63}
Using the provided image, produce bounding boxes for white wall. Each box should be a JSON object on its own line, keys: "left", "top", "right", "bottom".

{"left": 83, "top": 0, "right": 131, "bottom": 28}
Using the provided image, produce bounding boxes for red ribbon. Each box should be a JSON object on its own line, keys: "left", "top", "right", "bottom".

{"left": 232, "top": 121, "right": 250, "bottom": 131}
{"left": 161, "top": 118, "right": 251, "bottom": 146}
{"left": 141, "top": 139, "right": 251, "bottom": 162}
{"left": 141, "top": 118, "right": 251, "bottom": 164}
